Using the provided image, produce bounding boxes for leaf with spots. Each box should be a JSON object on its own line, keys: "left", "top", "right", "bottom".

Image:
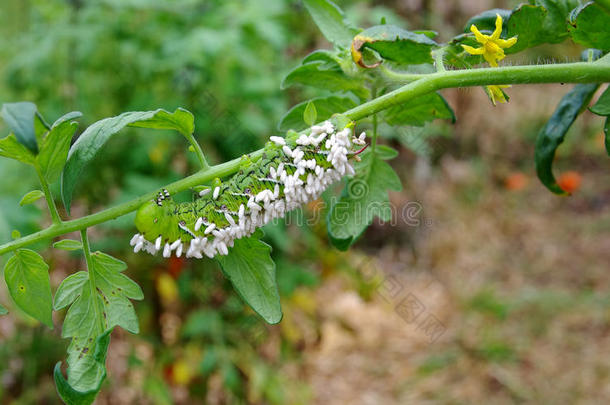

{"left": 4, "top": 249, "right": 53, "bottom": 328}
{"left": 57, "top": 251, "right": 143, "bottom": 396}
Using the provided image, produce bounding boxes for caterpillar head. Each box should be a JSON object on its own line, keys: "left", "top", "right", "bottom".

{"left": 134, "top": 190, "right": 178, "bottom": 242}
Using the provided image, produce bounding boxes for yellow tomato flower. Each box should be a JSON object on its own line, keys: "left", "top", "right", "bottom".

{"left": 486, "top": 85, "right": 511, "bottom": 105}
{"left": 462, "top": 14, "right": 517, "bottom": 67}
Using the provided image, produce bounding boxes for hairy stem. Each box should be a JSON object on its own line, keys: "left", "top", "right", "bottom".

{"left": 36, "top": 166, "right": 62, "bottom": 225}
{"left": 1, "top": 61, "right": 610, "bottom": 255}
{"left": 184, "top": 131, "right": 209, "bottom": 170}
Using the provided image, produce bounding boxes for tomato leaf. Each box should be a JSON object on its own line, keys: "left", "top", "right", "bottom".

{"left": 53, "top": 239, "right": 84, "bottom": 251}
{"left": 351, "top": 25, "right": 438, "bottom": 67}
{"left": 0, "top": 102, "right": 39, "bottom": 153}
{"left": 590, "top": 85, "right": 610, "bottom": 116}
{"left": 281, "top": 60, "right": 369, "bottom": 99}
{"left": 19, "top": 190, "right": 45, "bottom": 206}
{"left": 0, "top": 134, "right": 37, "bottom": 165}
{"left": 535, "top": 83, "right": 599, "bottom": 194}
{"left": 54, "top": 329, "right": 112, "bottom": 405}
{"left": 58, "top": 251, "right": 142, "bottom": 396}
{"left": 217, "top": 231, "right": 282, "bottom": 324}
{"left": 61, "top": 108, "right": 195, "bottom": 214}
{"left": 327, "top": 148, "right": 402, "bottom": 249}
{"left": 37, "top": 113, "right": 81, "bottom": 183}
{"left": 383, "top": 92, "right": 455, "bottom": 127}
{"left": 303, "top": 0, "right": 358, "bottom": 47}
{"left": 279, "top": 96, "right": 356, "bottom": 132}
{"left": 569, "top": 2, "right": 610, "bottom": 51}
{"left": 4, "top": 249, "right": 53, "bottom": 328}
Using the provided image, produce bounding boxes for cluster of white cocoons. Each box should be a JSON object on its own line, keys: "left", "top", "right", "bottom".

{"left": 130, "top": 121, "right": 363, "bottom": 259}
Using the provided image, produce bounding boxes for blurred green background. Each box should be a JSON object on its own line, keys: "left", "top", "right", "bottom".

{"left": 1, "top": 0, "right": 610, "bottom": 404}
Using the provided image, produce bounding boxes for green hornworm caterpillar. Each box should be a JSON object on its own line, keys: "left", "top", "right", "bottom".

{"left": 130, "top": 118, "right": 366, "bottom": 258}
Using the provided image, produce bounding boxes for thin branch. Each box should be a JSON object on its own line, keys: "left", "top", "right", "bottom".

{"left": 1, "top": 61, "right": 610, "bottom": 255}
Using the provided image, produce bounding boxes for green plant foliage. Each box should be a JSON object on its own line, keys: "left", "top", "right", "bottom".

{"left": 352, "top": 25, "right": 438, "bottom": 67}
{"left": 217, "top": 231, "right": 282, "bottom": 324}
{"left": 464, "top": 9, "right": 512, "bottom": 33}
{"left": 278, "top": 96, "right": 356, "bottom": 131}
{"left": 53, "top": 239, "right": 84, "bottom": 251}
{"left": 54, "top": 330, "right": 112, "bottom": 405}
{"left": 0, "top": 102, "right": 40, "bottom": 153}
{"left": 59, "top": 251, "right": 142, "bottom": 393}
{"left": 19, "top": 190, "right": 44, "bottom": 206}
{"left": 38, "top": 114, "right": 81, "bottom": 183}
{"left": 383, "top": 92, "right": 455, "bottom": 127}
{"left": 505, "top": 5, "right": 548, "bottom": 53}
{"left": 53, "top": 272, "right": 88, "bottom": 310}
{"left": 327, "top": 147, "right": 402, "bottom": 250}
{"left": 535, "top": 83, "right": 599, "bottom": 194}
{"left": 590, "top": 86, "right": 610, "bottom": 115}
{"left": 0, "top": 134, "right": 36, "bottom": 165}
{"left": 570, "top": 2, "right": 610, "bottom": 51}
{"left": 61, "top": 108, "right": 196, "bottom": 213}
{"left": 281, "top": 60, "right": 369, "bottom": 99}
{"left": 302, "top": 0, "right": 358, "bottom": 47}
{"left": 4, "top": 249, "right": 53, "bottom": 328}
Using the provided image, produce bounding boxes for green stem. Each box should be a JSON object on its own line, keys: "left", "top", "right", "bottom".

{"left": 81, "top": 229, "right": 105, "bottom": 331}
{"left": 35, "top": 166, "right": 62, "bottom": 225}
{"left": 433, "top": 48, "right": 446, "bottom": 72}
{"left": 183, "top": 132, "right": 209, "bottom": 170}
{"left": 378, "top": 65, "right": 425, "bottom": 82}
{"left": 1, "top": 61, "right": 610, "bottom": 255}
{"left": 371, "top": 86, "right": 378, "bottom": 152}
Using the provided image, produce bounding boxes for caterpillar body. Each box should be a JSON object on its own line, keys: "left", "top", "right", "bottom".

{"left": 130, "top": 119, "right": 366, "bottom": 259}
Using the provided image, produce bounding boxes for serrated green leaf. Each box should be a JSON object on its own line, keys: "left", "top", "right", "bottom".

{"left": 91, "top": 252, "right": 143, "bottom": 301}
{"left": 60, "top": 250, "right": 142, "bottom": 393}
{"left": 4, "top": 249, "right": 53, "bottom": 328}
{"left": 464, "top": 9, "right": 511, "bottom": 33}
{"left": 19, "top": 190, "right": 44, "bottom": 206}
{"left": 1, "top": 102, "right": 39, "bottom": 153}
{"left": 61, "top": 108, "right": 195, "bottom": 214}
{"left": 0, "top": 134, "right": 36, "bottom": 165}
{"left": 38, "top": 118, "right": 79, "bottom": 183}
{"left": 535, "top": 83, "right": 599, "bottom": 194}
{"left": 54, "top": 271, "right": 88, "bottom": 310}
{"left": 569, "top": 2, "right": 610, "bottom": 51}
{"left": 53, "top": 239, "right": 84, "bottom": 251}
{"left": 217, "top": 231, "right": 282, "bottom": 324}
{"left": 302, "top": 49, "right": 341, "bottom": 65}
{"left": 303, "top": 101, "right": 317, "bottom": 127}
{"left": 279, "top": 96, "right": 357, "bottom": 132}
{"left": 505, "top": 4, "right": 548, "bottom": 53}
{"left": 90, "top": 251, "right": 127, "bottom": 273}
{"left": 327, "top": 149, "right": 402, "bottom": 249}
{"left": 281, "top": 61, "right": 368, "bottom": 99}
{"left": 54, "top": 329, "right": 112, "bottom": 405}
{"left": 0, "top": 303, "right": 7, "bottom": 315}
{"left": 590, "top": 86, "right": 610, "bottom": 116}
{"left": 383, "top": 92, "right": 455, "bottom": 127}
{"left": 303, "top": 0, "right": 357, "bottom": 47}
{"left": 532, "top": 0, "right": 579, "bottom": 43}
{"left": 352, "top": 25, "right": 438, "bottom": 67}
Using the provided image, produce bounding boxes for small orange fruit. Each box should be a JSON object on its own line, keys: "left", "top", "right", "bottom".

{"left": 505, "top": 172, "right": 528, "bottom": 191}
{"left": 557, "top": 171, "right": 582, "bottom": 194}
